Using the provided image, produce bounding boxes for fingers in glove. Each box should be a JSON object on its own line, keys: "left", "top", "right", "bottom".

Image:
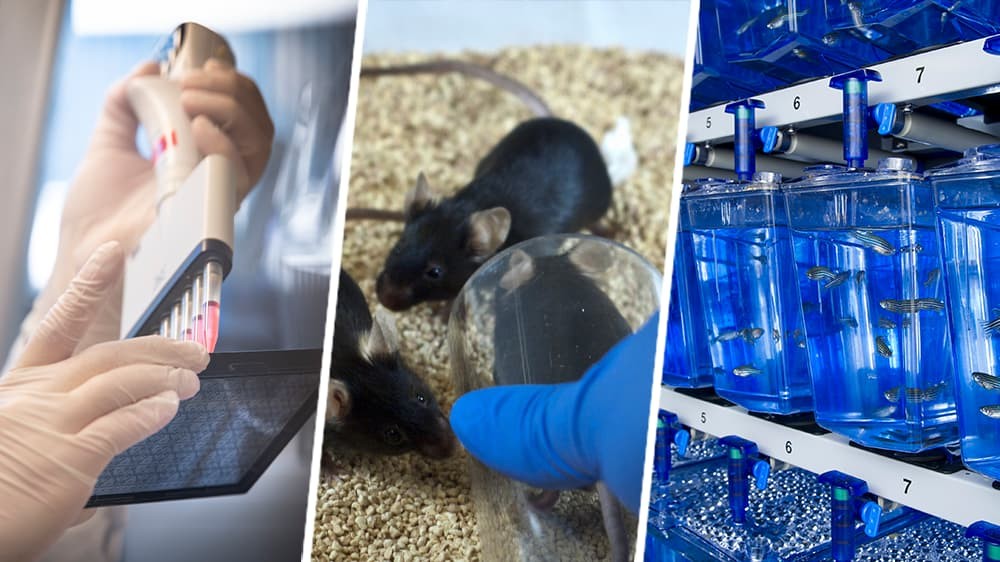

{"left": 77, "top": 390, "right": 180, "bottom": 459}
{"left": 53, "top": 336, "right": 209, "bottom": 393}
{"left": 181, "top": 88, "right": 270, "bottom": 182}
{"left": 59, "top": 364, "right": 199, "bottom": 433}
{"left": 188, "top": 114, "right": 252, "bottom": 199}
{"left": 90, "top": 62, "right": 160, "bottom": 152}
{"left": 180, "top": 59, "right": 274, "bottom": 140}
{"left": 16, "top": 241, "right": 125, "bottom": 370}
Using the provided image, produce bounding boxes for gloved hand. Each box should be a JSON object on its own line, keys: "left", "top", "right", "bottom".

{"left": 449, "top": 312, "right": 660, "bottom": 513}
{"left": 0, "top": 241, "right": 209, "bottom": 562}
{"left": 19, "top": 59, "right": 274, "bottom": 354}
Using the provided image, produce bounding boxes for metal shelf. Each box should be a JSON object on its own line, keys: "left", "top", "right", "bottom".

{"left": 660, "top": 387, "right": 1000, "bottom": 528}
{"left": 687, "top": 37, "right": 1000, "bottom": 144}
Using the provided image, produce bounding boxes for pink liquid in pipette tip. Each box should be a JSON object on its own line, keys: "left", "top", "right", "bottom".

{"left": 204, "top": 300, "right": 220, "bottom": 353}
{"left": 193, "top": 314, "right": 205, "bottom": 346}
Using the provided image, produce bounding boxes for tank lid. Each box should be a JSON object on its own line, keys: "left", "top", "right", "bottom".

{"left": 927, "top": 143, "right": 1000, "bottom": 177}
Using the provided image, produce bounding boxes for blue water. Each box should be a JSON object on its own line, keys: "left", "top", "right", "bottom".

{"left": 688, "top": 225, "right": 812, "bottom": 414}
{"left": 824, "top": 0, "right": 998, "bottom": 56}
{"left": 664, "top": 236, "right": 715, "bottom": 388}
{"left": 715, "top": 0, "right": 888, "bottom": 83}
{"left": 789, "top": 225, "right": 957, "bottom": 451}
{"left": 937, "top": 207, "right": 1000, "bottom": 479}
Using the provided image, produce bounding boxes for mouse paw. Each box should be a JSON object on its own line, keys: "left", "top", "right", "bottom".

{"left": 586, "top": 220, "right": 618, "bottom": 240}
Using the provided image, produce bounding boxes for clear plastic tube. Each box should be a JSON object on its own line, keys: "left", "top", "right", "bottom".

{"left": 191, "top": 274, "right": 204, "bottom": 346}
{"left": 203, "top": 261, "right": 223, "bottom": 352}
{"left": 170, "top": 302, "right": 182, "bottom": 340}
{"left": 180, "top": 288, "right": 193, "bottom": 341}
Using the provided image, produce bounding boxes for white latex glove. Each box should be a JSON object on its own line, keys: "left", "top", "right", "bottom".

{"left": 13, "top": 59, "right": 274, "bottom": 355}
{"left": 0, "top": 241, "right": 209, "bottom": 562}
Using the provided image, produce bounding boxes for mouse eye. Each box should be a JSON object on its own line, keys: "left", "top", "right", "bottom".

{"left": 415, "top": 393, "right": 426, "bottom": 404}
{"left": 423, "top": 265, "right": 444, "bottom": 281}
{"left": 383, "top": 426, "right": 404, "bottom": 446}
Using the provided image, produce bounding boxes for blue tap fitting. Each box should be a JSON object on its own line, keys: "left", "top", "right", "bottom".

{"left": 984, "top": 35, "right": 1000, "bottom": 56}
{"left": 872, "top": 103, "right": 898, "bottom": 136}
{"left": 719, "top": 436, "right": 770, "bottom": 524}
{"left": 829, "top": 69, "right": 882, "bottom": 169}
{"left": 818, "top": 470, "right": 883, "bottom": 562}
{"left": 967, "top": 521, "right": 1000, "bottom": 562}
{"left": 724, "top": 99, "right": 765, "bottom": 182}
{"left": 654, "top": 411, "right": 689, "bottom": 482}
{"left": 759, "top": 126, "right": 780, "bottom": 154}
{"left": 684, "top": 142, "right": 696, "bottom": 166}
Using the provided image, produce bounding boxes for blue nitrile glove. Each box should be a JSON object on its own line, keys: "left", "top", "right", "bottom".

{"left": 450, "top": 312, "right": 659, "bottom": 513}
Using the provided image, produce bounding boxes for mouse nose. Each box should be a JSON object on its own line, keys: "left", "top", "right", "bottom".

{"left": 418, "top": 415, "right": 457, "bottom": 459}
{"left": 376, "top": 273, "right": 413, "bottom": 311}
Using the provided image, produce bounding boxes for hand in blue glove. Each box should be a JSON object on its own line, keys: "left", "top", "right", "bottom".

{"left": 449, "top": 312, "right": 659, "bottom": 513}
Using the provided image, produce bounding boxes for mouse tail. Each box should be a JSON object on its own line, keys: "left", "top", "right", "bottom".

{"left": 596, "top": 481, "right": 631, "bottom": 562}
{"left": 361, "top": 59, "right": 552, "bottom": 118}
{"left": 345, "top": 207, "right": 406, "bottom": 222}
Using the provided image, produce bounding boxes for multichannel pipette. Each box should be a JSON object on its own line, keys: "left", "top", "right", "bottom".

{"left": 120, "top": 22, "right": 238, "bottom": 352}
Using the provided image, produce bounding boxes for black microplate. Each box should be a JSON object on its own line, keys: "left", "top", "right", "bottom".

{"left": 87, "top": 349, "right": 321, "bottom": 507}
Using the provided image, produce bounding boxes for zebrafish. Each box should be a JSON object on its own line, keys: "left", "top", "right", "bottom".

{"left": 772, "top": 328, "right": 781, "bottom": 343}
{"left": 824, "top": 271, "right": 852, "bottom": 289}
{"left": 855, "top": 270, "right": 866, "bottom": 284}
{"left": 716, "top": 329, "right": 742, "bottom": 342}
{"left": 972, "top": 371, "right": 1000, "bottom": 391}
{"left": 736, "top": 6, "right": 783, "bottom": 34}
{"left": 923, "top": 268, "right": 940, "bottom": 287}
{"left": 982, "top": 313, "right": 1000, "bottom": 336}
{"left": 878, "top": 317, "right": 897, "bottom": 330}
{"left": 838, "top": 316, "right": 858, "bottom": 328}
{"left": 767, "top": 9, "right": 809, "bottom": 30}
{"left": 884, "top": 383, "right": 946, "bottom": 403}
{"left": 880, "top": 298, "right": 945, "bottom": 314}
{"left": 733, "top": 364, "right": 762, "bottom": 377}
{"left": 979, "top": 405, "right": 1000, "bottom": 419}
{"left": 806, "top": 266, "right": 837, "bottom": 281}
{"left": 900, "top": 243, "right": 924, "bottom": 253}
{"left": 742, "top": 328, "right": 764, "bottom": 344}
{"left": 876, "top": 336, "right": 892, "bottom": 358}
{"left": 851, "top": 230, "right": 896, "bottom": 256}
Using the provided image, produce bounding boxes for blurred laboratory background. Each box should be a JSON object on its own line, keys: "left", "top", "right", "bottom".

{"left": 0, "top": 0, "right": 355, "bottom": 560}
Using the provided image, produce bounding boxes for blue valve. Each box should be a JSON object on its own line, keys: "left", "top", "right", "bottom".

{"left": 872, "top": 103, "right": 898, "bottom": 136}
{"left": 684, "top": 142, "right": 696, "bottom": 166}
{"left": 967, "top": 521, "right": 1000, "bottom": 562}
{"left": 818, "top": 470, "right": 883, "bottom": 562}
{"left": 653, "top": 411, "right": 689, "bottom": 482}
{"left": 759, "top": 126, "right": 780, "bottom": 154}
{"left": 984, "top": 35, "right": 1000, "bottom": 56}
{"left": 719, "top": 436, "right": 770, "bottom": 524}
{"left": 829, "top": 69, "right": 882, "bottom": 169}
{"left": 724, "top": 99, "right": 765, "bottom": 182}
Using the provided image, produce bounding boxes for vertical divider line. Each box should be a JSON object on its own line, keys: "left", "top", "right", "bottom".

{"left": 634, "top": 0, "right": 702, "bottom": 558}
{"left": 300, "top": 1, "right": 370, "bottom": 559}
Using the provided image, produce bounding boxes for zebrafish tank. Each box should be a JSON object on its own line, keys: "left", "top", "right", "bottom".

{"left": 928, "top": 145, "right": 1000, "bottom": 480}
{"left": 783, "top": 157, "right": 958, "bottom": 452}
{"left": 663, "top": 182, "right": 715, "bottom": 388}
{"left": 683, "top": 171, "right": 813, "bottom": 414}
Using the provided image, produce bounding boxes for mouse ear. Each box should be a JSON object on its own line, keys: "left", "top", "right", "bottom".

{"left": 326, "top": 379, "right": 351, "bottom": 424}
{"left": 467, "top": 207, "right": 511, "bottom": 262}
{"left": 365, "top": 307, "right": 401, "bottom": 359}
{"left": 404, "top": 172, "right": 437, "bottom": 219}
{"left": 499, "top": 249, "right": 535, "bottom": 291}
{"left": 568, "top": 239, "right": 615, "bottom": 277}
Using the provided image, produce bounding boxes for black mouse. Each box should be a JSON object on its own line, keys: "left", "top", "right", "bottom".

{"left": 375, "top": 117, "right": 613, "bottom": 311}
{"left": 326, "top": 269, "right": 455, "bottom": 459}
